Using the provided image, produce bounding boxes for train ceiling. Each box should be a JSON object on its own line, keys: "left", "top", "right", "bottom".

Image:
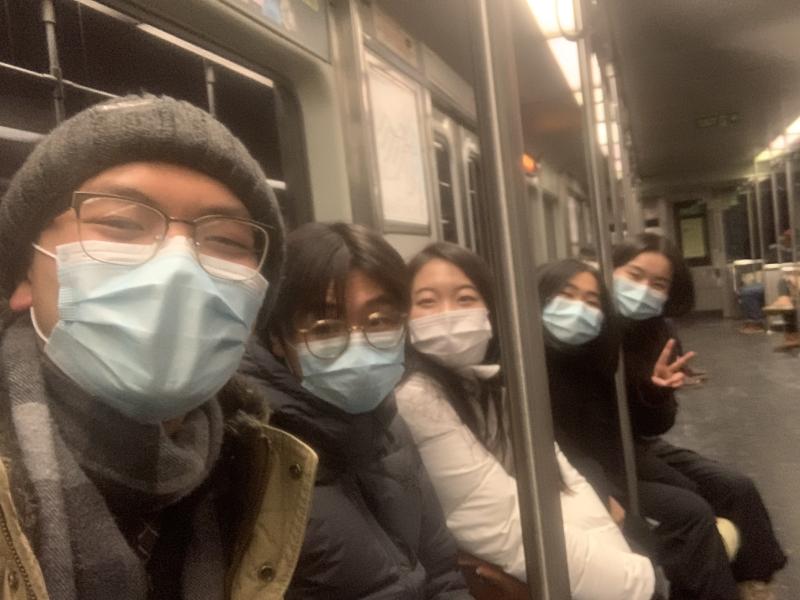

{"left": 377, "top": 0, "right": 588, "bottom": 185}
{"left": 380, "top": 0, "right": 800, "bottom": 195}
{"left": 605, "top": 0, "right": 800, "bottom": 189}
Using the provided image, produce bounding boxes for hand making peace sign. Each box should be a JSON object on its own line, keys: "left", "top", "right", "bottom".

{"left": 651, "top": 338, "right": 696, "bottom": 388}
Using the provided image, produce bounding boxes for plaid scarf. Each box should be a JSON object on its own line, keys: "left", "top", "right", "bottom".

{"left": 0, "top": 317, "right": 225, "bottom": 600}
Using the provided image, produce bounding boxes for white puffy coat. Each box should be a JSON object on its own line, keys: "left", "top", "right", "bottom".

{"left": 395, "top": 372, "right": 655, "bottom": 600}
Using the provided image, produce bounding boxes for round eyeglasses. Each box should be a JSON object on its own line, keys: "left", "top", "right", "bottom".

{"left": 297, "top": 312, "right": 407, "bottom": 359}
{"left": 72, "top": 192, "right": 271, "bottom": 281}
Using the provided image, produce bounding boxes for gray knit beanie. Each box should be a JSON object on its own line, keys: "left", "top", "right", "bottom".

{"left": 0, "top": 94, "right": 285, "bottom": 317}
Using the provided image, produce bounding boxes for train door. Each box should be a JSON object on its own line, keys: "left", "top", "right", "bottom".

{"left": 543, "top": 191, "right": 560, "bottom": 260}
{"left": 567, "top": 194, "right": 588, "bottom": 256}
{"left": 431, "top": 107, "right": 481, "bottom": 251}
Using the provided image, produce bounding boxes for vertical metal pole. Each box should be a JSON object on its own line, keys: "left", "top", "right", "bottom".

{"left": 468, "top": 1, "right": 570, "bottom": 596}
{"left": 574, "top": 0, "right": 640, "bottom": 514}
{"left": 789, "top": 156, "right": 798, "bottom": 266}
{"left": 786, "top": 156, "right": 800, "bottom": 328}
{"left": 328, "top": 0, "right": 381, "bottom": 228}
{"left": 41, "top": 0, "right": 65, "bottom": 123}
{"left": 755, "top": 161, "right": 767, "bottom": 260}
{"left": 746, "top": 187, "right": 757, "bottom": 260}
{"left": 607, "top": 67, "right": 642, "bottom": 236}
{"left": 601, "top": 71, "right": 623, "bottom": 243}
{"left": 771, "top": 166, "right": 783, "bottom": 263}
{"left": 204, "top": 61, "right": 217, "bottom": 117}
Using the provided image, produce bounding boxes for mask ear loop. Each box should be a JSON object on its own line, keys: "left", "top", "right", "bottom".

{"left": 28, "top": 243, "right": 57, "bottom": 342}
{"left": 32, "top": 243, "right": 57, "bottom": 259}
{"left": 29, "top": 307, "right": 49, "bottom": 343}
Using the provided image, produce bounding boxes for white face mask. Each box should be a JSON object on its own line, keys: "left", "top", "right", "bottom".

{"left": 409, "top": 308, "right": 492, "bottom": 369}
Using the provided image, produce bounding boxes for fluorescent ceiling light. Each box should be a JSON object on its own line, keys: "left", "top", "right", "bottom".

{"left": 611, "top": 121, "right": 620, "bottom": 145}
{"left": 546, "top": 37, "right": 581, "bottom": 94}
{"left": 591, "top": 55, "right": 602, "bottom": 88}
{"left": 596, "top": 122, "right": 607, "bottom": 147}
{"left": 0, "top": 125, "right": 45, "bottom": 143}
{"left": 75, "top": 0, "right": 136, "bottom": 23}
{"left": 594, "top": 100, "right": 605, "bottom": 123}
{"left": 754, "top": 113, "right": 800, "bottom": 161}
{"left": 527, "top": 0, "right": 576, "bottom": 38}
{"left": 756, "top": 148, "right": 773, "bottom": 162}
{"left": 137, "top": 24, "right": 274, "bottom": 88}
{"left": 769, "top": 135, "right": 785, "bottom": 151}
{"left": 266, "top": 178, "right": 286, "bottom": 191}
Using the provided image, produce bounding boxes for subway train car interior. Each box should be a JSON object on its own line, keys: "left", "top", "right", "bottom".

{"left": 2, "top": 0, "right": 799, "bottom": 598}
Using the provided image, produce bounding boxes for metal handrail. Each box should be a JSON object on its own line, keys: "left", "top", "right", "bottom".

{"left": 0, "top": 61, "right": 118, "bottom": 100}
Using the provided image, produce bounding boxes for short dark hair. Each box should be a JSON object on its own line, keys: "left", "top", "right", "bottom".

{"left": 537, "top": 258, "right": 614, "bottom": 320}
{"left": 266, "top": 222, "right": 407, "bottom": 341}
{"left": 406, "top": 242, "right": 507, "bottom": 458}
{"left": 536, "top": 257, "right": 621, "bottom": 376}
{"left": 612, "top": 233, "right": 695, "bottom": 317}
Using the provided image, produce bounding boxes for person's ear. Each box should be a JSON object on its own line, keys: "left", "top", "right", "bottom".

{"left": 9, "top": 280, "right": 33, "bottom": 312}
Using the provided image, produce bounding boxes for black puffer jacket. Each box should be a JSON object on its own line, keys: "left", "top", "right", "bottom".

{"left": 239, "top": 342, "right": 471, "bottom": 600}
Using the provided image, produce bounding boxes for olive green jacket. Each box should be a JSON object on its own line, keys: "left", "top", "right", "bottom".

{"left": 0, "top": 420, "right": 318, "bottom": 600}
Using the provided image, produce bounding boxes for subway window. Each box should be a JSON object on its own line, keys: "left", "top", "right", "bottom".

{"left": 434, "top": 139, "right": 458, "bottom": 244}
{"left": 467, "top": 153, "right": 489, "bottom": 261}
{"left": 674, "top": 199, "right": 711, "bottom": 266}
{"left": 1, "top": 0, "right": 306, "bottom": 226}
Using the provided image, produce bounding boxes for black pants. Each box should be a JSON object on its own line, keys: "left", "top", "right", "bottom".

{"left": 637, "top": 439, "right": 787, "bottom": 599}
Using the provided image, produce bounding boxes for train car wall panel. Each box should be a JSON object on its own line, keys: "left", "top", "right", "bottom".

{"left": 222, "top": 0, "right": 331, "bottom": 61}
{"left": 422, "top": 46, "right": 477, "bottom": 125}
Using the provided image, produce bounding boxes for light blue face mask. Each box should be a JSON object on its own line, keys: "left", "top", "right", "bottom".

{"left": 296, "top": 332, "right": 405, "bottom": 414}
{"left": 613, "top": 276, "right": 667, "bottom": 320}
{"left": 542, "top": 295, "right": 604, "bottom": 346}
{"left": 32, "top": 238, "right": 268, "bottom": 424}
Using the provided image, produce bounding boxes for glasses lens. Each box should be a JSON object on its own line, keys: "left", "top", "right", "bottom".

{"left": 76, "top": 196, "right": 164, "bottom": 265}
{"left": 304, "top": 320, "right": 350, "bottom": 359}
{"left": 364, "top": 312, "right": 406, "bottom": 349}
{"left": 195, "top": 218, "right": 269, "bottom": 280}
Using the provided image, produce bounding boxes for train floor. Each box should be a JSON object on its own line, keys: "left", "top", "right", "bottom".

{"left": 665, "top": 315, "right": 799, "bottom": 596}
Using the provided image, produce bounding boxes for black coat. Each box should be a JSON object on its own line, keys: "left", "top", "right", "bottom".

{"left": 545, "top": 328, "right": 627, "bottom": 502}
{"left": 239, "top": 342, "right": 471, "bottom": 600}
{"left": 620, "top": 316, "right": 678, "bottom": 438}
{"left": 545, "top": 315, "right": 679, "bottom": 500}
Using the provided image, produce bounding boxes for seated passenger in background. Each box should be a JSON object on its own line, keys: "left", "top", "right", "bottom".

{"left": 0, "top": 96, "right": 317, "bottom": 598}
{"left": 613, "top": 233, "right": 787, "bottom": 600}
{"left": 239, "top": 223, "right": 471, "bottom": 599}
{"left": 395, "top": 242, "right": 657, "bottom": 600}
{"left": 737, "top": 273, "right": 766, "bottom": 334}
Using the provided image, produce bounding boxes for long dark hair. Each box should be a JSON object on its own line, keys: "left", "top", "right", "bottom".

{"left": 265, "top": 222, "right": 407, "bottom": 342}
{"left": 536, "top": 258, "right": 620, "bottom": 374}
{"left": 612, "top": 232, "right": 695, "bottom": 317}
{"left": 405, "top": 242, "right": 507, "bottom": 459}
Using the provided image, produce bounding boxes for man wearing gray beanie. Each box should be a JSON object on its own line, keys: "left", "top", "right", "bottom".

{"left": 0, "top": 95, "right": 317, "bottom": 599}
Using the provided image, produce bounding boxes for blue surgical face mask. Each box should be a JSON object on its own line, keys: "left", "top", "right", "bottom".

{"left": 613, "top": 276, "right": 667, "bottom": 320}
{"left": 296, "top": 332, "right": 405, "bottom": 414}
{"left": 32, "top": 237, "right": 268, "bottom": 423}
{"left": 542, "top": 296, "right": 604, "bottom": 346}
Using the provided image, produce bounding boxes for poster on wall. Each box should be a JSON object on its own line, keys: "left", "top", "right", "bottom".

{"left": 680, "top": 216, "right": 707, "bottom": 259}
{"left": 366, "top": 59, "right": 430, "bottom": 230}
